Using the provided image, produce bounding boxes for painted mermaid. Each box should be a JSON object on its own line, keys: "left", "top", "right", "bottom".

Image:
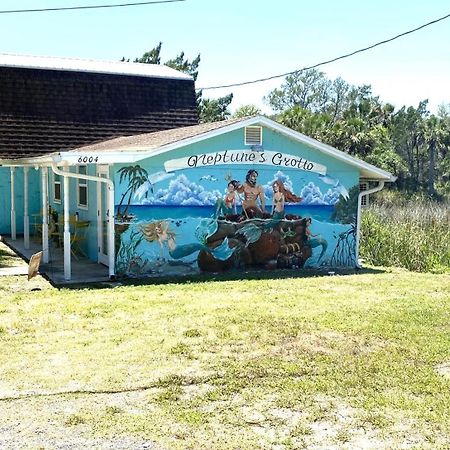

{"left": 304, "top": 217, "right": 328, "bottom": 262}
{"left": 214, "top": 179, "right": 239, "bottom": 218}
{"left": 271, "top": 179, "right": 302, "bottom": 219}
{"left": 140, "top": 219, "right": 235, "bottom": 262}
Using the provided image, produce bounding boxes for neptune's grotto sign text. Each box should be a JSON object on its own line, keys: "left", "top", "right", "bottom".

{"left": 164, "top": 150, "right": 326, "bottom": 175}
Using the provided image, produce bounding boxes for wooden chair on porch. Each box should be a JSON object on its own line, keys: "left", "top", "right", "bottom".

{"left": 70, "top": 220, "right": 90, "bottom": 259}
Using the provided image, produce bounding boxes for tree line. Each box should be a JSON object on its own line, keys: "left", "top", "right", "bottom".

{"left": 262, "top": 69, "right": 450, "bottom": 199}
{"left": 128, "top": 44, "right": 450, "bottom": 199}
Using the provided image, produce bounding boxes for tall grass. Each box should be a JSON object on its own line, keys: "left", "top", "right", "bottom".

{"left": 360, "top": 196, "right": 450, "bottom": 272}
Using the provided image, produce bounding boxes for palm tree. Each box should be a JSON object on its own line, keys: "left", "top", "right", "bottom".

{"left": 424, "top": 115, "right": 448, "bottom": 197}
{"left": 116, "top": 165, "right": 149, "bottom": 220}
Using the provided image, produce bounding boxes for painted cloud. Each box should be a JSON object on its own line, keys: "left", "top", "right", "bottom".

{"left": 137, "top": 171, "right": 342, "bottom": 207}
{"left": 263, "top": 170, "right": 299, "bottom": 202}
{"left": 141, "top": 174, "right": 222, "bottom": 206}
{"left": 263, "top": 171, "right": 341, "bottom": 206}
{"left": 300, "top": 182, "right": 340, "bottom": 206}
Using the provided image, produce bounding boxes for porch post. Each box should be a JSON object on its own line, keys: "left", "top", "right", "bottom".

{"left": 41, "top": 167, "right": 49, "bottom": 264}
{"left": 23, "top": 167, "right": 30, "bottom": 249}
{"left": 10, "top": 167, "right": 16, "bottom": 240}
{"left": 63, "top": 171, "right": 71, "bottom": 281}
{"left": 107, "top": 182, "right": 115, "bottom": 278}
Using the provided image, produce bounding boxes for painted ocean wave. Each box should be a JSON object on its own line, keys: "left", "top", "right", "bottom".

{"left": 119, "top": 204, "right": 335, "bottom": 222}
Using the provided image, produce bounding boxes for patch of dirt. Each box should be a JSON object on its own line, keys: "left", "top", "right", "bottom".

{"left": 271, "top": 331, "right": 387, "bottom": 359}
{"left": 0, "top": 388, "right": 445, "bottom": 450}
{"left": 0, "top": 392, "right": 165, "bottom": 450}
{"left": 0, "top": 274, "right": 52, "bottom": 294}
{"left": 435, "top": 362, "right": 450, "bottom": 379}
{"left": 235, "top": 395, "right": 435, "bottom": 449}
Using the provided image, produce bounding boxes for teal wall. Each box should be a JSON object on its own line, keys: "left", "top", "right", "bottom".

{"left": 48, "top": 165, "right": 100, "bottom": 262}
{"left": 114, "top": 126, "right": 359, "bottom": 206}
{"left": 113, "top": 125, "right": 361, "bottom": 277}
{"left": 0, "top": 165, "right": 105, "bottom": 263}
{"left": 0, "top": 167, "right": 41, "bottom": 235}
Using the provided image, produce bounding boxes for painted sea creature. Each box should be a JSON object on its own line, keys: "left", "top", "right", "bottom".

{"left": 140, "top": 219, "right": 235, "bottom": 262}
{"left": 236, "top": 216, "right": 284, "bottom": 246}
{"left": 214, "top": 180, "right": 239, "bottom": 217}
{"left": 318, "top": 174, "right": 349, "bottom": 200}
{"left": 134, "top": 171, "right": 175, "bottom": 201}
{"left": 173, "top": 218, "right": 235, "bottom": 260}
{"left": 236, "top": 222, "right": 261, "bottom": 246}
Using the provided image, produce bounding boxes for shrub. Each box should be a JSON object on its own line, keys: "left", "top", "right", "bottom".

{"left": 360, "top": 199, "right": 450, "bottom": 272}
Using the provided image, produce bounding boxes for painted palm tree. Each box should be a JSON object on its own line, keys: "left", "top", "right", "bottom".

{"left": 116, "top": 165, "right": 149, "bottom": 220}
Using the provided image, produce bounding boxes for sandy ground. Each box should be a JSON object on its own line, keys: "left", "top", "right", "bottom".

{"left": 0, "top": 391, "right": 165, "bottom": 450}
{"left": 0, "top": 386, "right": 442, "bottom": 450}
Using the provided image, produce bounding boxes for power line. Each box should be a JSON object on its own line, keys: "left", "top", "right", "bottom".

{"left": 0, "top": 0, "right": 185, "bottom": 15}
{"left": 200, "top": 11, "right": 450, "bottom": 90}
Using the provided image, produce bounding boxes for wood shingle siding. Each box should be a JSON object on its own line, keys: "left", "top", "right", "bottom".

{"left": 0, "top": 66, "right": 198, "bottom": 158}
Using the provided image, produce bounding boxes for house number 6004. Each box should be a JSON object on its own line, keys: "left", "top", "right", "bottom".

{"left": 77, "top": 156, "right": 99, "bottom": 164}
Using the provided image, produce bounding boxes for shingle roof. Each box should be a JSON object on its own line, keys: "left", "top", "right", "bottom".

{"left": 75, "top": 117, "right": 249, "bottom": 153}
{"left": 0, "top": 62, "right": 198, "bottom": 159}
{"left": 0, "top": 111, "right": 199, "bottom": 159}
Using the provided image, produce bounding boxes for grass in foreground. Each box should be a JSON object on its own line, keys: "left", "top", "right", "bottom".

{"left": 0, "top": 241, "right": 27, "bottom": 268}
{"left": 0, "top": 268, "right": 449, "bottom": 449}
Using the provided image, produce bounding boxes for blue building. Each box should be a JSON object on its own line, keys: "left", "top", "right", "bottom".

{"left": 1, "top": 112, "right": 396, "bottom": 281}
{"left": 0, "top": 53, "right": 196, "bottom": 281}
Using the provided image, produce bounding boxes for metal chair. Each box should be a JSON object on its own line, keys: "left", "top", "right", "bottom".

{"left": 70, "top": 220, "right": 90, "bottom": 259}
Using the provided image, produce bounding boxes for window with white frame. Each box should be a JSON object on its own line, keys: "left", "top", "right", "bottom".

{"left": 77, "top": 165, "right": 88, "bottom": 209}
{"left": 53, "top": 173, "right": 61, "bottom": 203}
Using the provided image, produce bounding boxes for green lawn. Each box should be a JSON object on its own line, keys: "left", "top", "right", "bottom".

{"left": 0, "top": 242, "right": 27, "bottom": 268}
{"left": 0, "top": 268, "right": 449, "bottom": 449}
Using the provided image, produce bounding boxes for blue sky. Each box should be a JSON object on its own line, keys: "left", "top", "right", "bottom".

{"left": 1, "top": 0, "right": 449, "bottom": 113}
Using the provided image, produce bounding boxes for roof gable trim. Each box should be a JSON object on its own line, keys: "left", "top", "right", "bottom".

{"left": 132, "top": 116, "right": 396, "bottom": 181}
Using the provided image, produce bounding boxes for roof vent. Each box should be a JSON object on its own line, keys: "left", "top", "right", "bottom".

{"left": 245, "top": 126, "right": 262, "bottom": 146}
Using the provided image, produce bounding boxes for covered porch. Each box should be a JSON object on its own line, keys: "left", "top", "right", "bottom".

{"left": 1, "top": 161, "right": 116, "bottom": 283}
{"left": 1, "top": 235, "right": 110, "bottom": 285}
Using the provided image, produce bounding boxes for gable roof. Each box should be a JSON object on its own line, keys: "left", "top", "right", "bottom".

{"left": 71, "top": 117, "right": 247, "bottom": 153}
{"left": 2, "top": 115, "right": 396, "bottom": 182}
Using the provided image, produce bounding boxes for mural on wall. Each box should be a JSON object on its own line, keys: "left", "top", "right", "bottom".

{"left": 115, "top": 149, "right": 359, "bottom": 277}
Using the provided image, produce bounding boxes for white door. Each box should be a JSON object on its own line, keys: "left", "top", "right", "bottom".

{"left": 97, "top": 165, "right": 110, "bottom": 265}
